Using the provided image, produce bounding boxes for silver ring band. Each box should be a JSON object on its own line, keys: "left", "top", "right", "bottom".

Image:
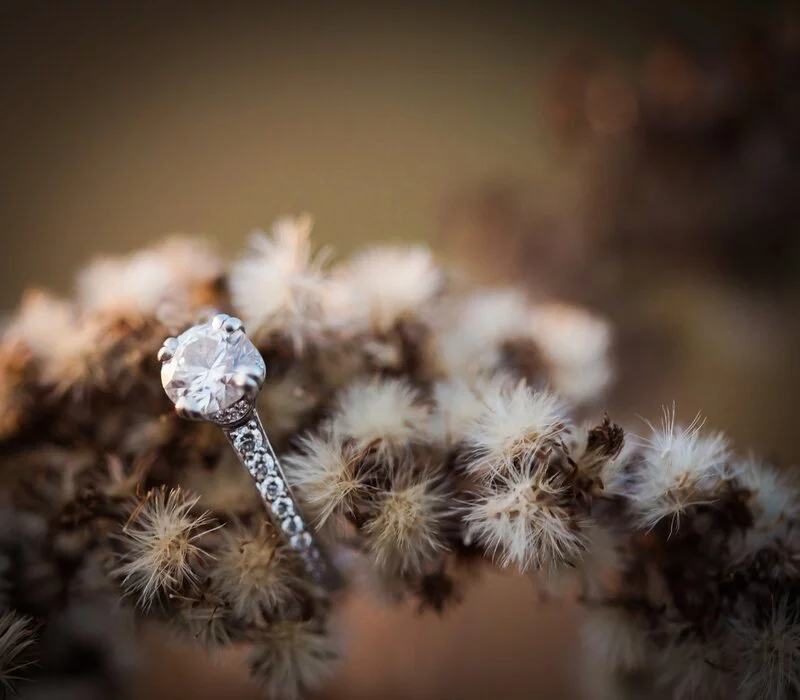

{"left": 225, "top": 411, "right": 328, "bottom": 582}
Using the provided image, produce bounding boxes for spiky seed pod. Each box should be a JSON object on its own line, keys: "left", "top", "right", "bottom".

{"left": 229, "top": 215, "right": 332, "bottom": 348}
{"left": 114, "top": 487, "right": 218, "bottom": 610}
{"left": 208, "top": 524, "right": 296, "bottom": 627}
{"left": 247, "top": 619, "right": 339, "bottom": 700}
{"left": 0, "top": 610, "right": 37, "bottom": 694}
{"left": 330, "top": 378, "right": 431, "bottom": 462}
{"left": 461, "top": 378, "right": 568, "bottom": 479}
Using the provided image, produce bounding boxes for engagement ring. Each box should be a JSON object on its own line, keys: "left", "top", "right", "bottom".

{"left": 158, "top": 313, "right": 333, "bottom": 585}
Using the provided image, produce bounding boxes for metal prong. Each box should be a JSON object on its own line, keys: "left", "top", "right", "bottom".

{"left": 222, "top": 316, "right": 244, "bottom": 334}
{"left": 211, "top": 313, "right": 230, "bottom": 331}
{"left": 234, "top": 367, "right": 263, "bottom": 397}
{"left": 158, "top": 337, "right": 179, "bottom": 363}
{"left": 175, "top": 396, "right": 203, "bottom": 421}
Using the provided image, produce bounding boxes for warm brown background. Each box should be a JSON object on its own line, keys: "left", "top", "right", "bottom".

{"left": 1, "top": 3, "right": 794, "bottom": 699}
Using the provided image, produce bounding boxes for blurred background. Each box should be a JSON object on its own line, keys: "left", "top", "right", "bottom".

{"left": 1, "top": 2, "right": 799, "bottom": 698}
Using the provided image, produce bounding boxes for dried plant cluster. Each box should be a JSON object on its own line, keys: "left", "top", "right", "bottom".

{"left": 0, "top": 216, "right": 796, "bottom": 700}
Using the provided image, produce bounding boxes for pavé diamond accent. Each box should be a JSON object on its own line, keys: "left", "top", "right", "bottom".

{"left": 225, "top": 415, "right": 328, "bottom": 582}
{"left": 161, "top": 321, "right": 265, "bottom": 418}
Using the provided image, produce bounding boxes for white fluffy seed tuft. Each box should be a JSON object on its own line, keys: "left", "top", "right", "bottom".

{"left": 581, "top": 608, "right": 652, "bottom": 674}
{"left": 115, "top": 487, "right": 217, "bottom": 609}
{"left": 331, "top": 379, "right": 431, "bottom": 459}
{"left": 528, "top": 303, "right": 613, "bottom": 405}
{"left": 229, "top": 215, "right": 332, "bottom": 347}
{"left": 628, "top": 407, "right": 733, "bottom": 532}
{"left": 327, "top": 245, "right": 442, "bottom": 334}
{"left": 464, "top": 456, "right": 587, "bottom": 571}
{"left": 284, "top": 431, "right": 363, "bottom": 526}
{"left": 209, "top": 526, "right": 294, "bottom": 626}
{"left": 461, "top": 379, "right": 568, "bottom": 478}
{"left": 434, "top": 289, "right": 530, "bottom": 378}
{"left": 429, "top": 379, "right": 487, "bottom": 447}
{"left": 365, "top": 472, "right": 450, "bottom": 575}
{"left": 77, "top": 249, "right": 180, "bottom": 320}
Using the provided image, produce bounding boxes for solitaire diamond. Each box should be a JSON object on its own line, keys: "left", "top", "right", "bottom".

{"left": 160, "top": 320, "right": 265, "bottom": 419}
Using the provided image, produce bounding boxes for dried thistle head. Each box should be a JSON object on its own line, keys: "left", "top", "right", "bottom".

{"left": 364, "top": 465, "right": 452, "bottom": 576}
{"left": 283, "top": 431, "right": 364, "bottom": 527}
{"left": 208, "top": 523, "right": 296, "bottom": 626}
{"left": 0, "top": 610, "right": 37, "bottom": 694}
{"left": 725, "top": 593, "right": 800, "bottom": 700}
{"left": 247, "top": 619, "right": 339, "bottom": 700}
{"left": 114, "top": 487, "right": 218, "bottom": 610}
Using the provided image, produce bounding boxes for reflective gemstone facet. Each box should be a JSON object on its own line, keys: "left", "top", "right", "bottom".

{"left": 161, "top": 321, "right": 265, "bottom": 418}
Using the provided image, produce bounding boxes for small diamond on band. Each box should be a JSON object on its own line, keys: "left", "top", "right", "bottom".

{"left": 158, "top": 314, "right": 333, "bottom": 585}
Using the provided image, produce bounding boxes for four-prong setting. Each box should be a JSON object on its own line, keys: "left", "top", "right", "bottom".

{"left": 159, "top": 316, "right": 266, "bottom": 426}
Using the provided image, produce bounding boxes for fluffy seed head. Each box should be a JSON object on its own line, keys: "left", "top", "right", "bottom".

{"left": 284, "top": 431, "right": 364, "bottom": 526}
{"left": 0, "top": 610, "right": 37, "bottom": 693}
{"left": 434, "top": 289, "right": 530, "bottom": 378}
{"left": 3, "top": 290, "right": 99, "bottom": 388}
{"left": 175, "top": 591, "right": 233, "bottom": 648}
{"left": 365, "top": 472, "right": 451, "bottom": 575}
{"left": 429, "top": 379, "right": 487, "bottom": 447}
{"left": 465, "top": 455, "right": 587, "bottom": 571}
{"left": 327, "top": 245, "right": 443, "bottom": 334}
{"left": 114, "top": 487, "right": 217, "bottom": 609}
{"left": 331, "top": 379, "right": 431, "bottom": 459}
{"left": 581, "top": 608, "right": 652, "bottom": 675}
{"left": 737, "top": 457, "right": 800, "bottom": 529}
{"left": 462, "top": 379, "right": 568, "bottom": 478}
{"left": 629, "top": 408, "right": 733, "bottom": 532}
{"left": 229, "top": 215, "right": 331, "bottom": 347}
{"left": 248, "top": 620, "right": 339, "bottom": 700}
{"left": 654, "top": 640, "right": 730, "bottom": 700}
{"left": 528, "top": 303, "right": 612, "bottom": 404}
{"left": 209, "top": 526, "right": 294, "bottom": 625}
{"left": 76, "top": 248, "right": 182, "bottom": 321}
{"left": 726, "top": 594, "right": 800, "bottom": 700}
